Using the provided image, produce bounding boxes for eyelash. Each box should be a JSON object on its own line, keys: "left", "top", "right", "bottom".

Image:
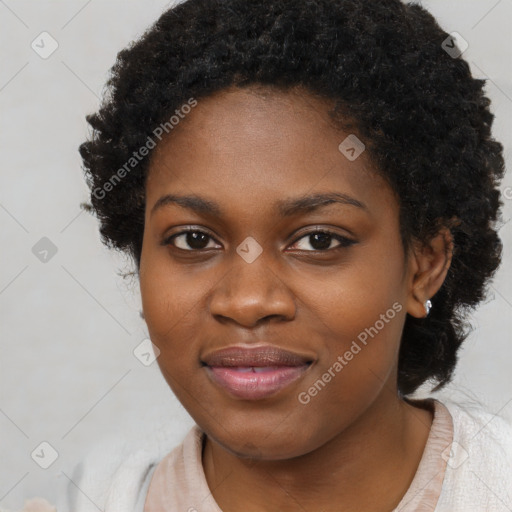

{"left": 161, "top": 227, "right": 356, "bottom": 253}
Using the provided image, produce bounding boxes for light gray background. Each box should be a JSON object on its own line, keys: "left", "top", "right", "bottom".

{"left": 1, "top": 0, "right": 511, "bottom": 509}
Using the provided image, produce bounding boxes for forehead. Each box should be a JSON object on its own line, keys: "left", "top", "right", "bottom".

{"left": 145, "top": 86, "right": 395, "bottom": 220}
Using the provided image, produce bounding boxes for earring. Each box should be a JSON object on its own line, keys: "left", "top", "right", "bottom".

{"left": 424, "top": 299, "right": 432, "bottom": 316}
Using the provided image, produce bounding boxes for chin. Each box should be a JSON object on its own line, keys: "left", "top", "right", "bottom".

{"left": 204, "top": 423, "right": 320, "bottom": 461}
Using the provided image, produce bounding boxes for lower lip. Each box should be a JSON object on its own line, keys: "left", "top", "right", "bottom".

{"left": 205, "top": 365, "right": 311, "bottom": 400}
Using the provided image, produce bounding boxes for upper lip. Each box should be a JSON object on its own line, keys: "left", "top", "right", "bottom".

{"left": 201, "top": 345, "right": 314, "bottom": 367}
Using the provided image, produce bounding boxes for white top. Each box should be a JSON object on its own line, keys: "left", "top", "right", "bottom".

{"left": 56, "top": 399, "right": 512, "bottom": 511}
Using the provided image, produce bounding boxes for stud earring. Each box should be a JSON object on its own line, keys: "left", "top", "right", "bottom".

{"left": 424, "top": 299, "right": 432, "bottom": 316}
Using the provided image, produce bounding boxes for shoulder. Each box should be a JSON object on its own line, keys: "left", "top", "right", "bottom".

{"left": 435, "top": 399, "right": 512, "bottom": 511}
{"left": 56, "top": 420, "right": 195, "bottom": 512}
{"left": 443, "top": 398, "right": 512, "bottom": 463}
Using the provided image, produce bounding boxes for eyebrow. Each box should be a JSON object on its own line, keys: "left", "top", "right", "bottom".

{"left": 150, "top": 191, "right": 367, "bottom": 218}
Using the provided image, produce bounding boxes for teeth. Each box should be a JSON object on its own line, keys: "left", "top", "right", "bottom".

{"left": 232, "top": 367, "right": 277, "bottom": 373}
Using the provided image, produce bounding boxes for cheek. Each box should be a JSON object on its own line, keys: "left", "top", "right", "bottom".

{"left": 140, "top": 238, "right": 193, "bottom": 317}
{"left": 293, "top": 241, "right": 407, "bottom": 398}
{"left": 139, "top": 263, "right": 205, "bottom": 403}
{"left": 320, "top": 270, "right": 405, "bottom": 356}
{"left": 298, "top": 283, "right": 404, "bottom": 405}
{"left": 297, "top": 239, "right": 406, "bottom": 341}
{"left": 292, "top": 284, "right": 405, "bottom": 452}
{"left": 139, "top": 247, "right": 207, "bottom": 361}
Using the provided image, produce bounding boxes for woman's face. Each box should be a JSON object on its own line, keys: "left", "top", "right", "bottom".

{"left": 139, "top": 86, "right": 416, "bottom": 460}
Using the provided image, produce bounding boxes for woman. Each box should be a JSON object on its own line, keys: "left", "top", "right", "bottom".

{"left": 61, "top": 0, "right": 512, "bottom": 510}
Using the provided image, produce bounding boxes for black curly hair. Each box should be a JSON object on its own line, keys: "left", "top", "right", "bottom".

{"left": 79, "top": 0, "right": 505, "bottom": 396}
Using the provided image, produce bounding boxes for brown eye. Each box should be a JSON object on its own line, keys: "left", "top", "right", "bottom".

{"left": 290, "top": 230, "right": 356, "bottom": 252}
{"left": 163, "top": 229, "right": 220, "bottom": 251}
{"left": 161, "top": 227, "right": 356, "bottom": 253}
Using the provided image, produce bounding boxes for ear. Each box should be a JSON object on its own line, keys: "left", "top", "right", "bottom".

{"left": 406, "top": 227, "right": 454, "bottom": 319}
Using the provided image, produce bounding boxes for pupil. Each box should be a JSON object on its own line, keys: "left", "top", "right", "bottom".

{"left": 311, "top": 233, "right": 331, "bottom": 250}
{"left": 187, "top": 232, "right": 208, "bottom": 249}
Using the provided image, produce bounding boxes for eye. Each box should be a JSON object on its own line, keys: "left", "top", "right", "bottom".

{"left": 162, "top": 228, "right": 220, "bottom": 251}
{"left": 289, "top": 229, "right": 356, "bottom": 252}
{"left": 162, "top": 227, "right": 356, "bottom": 253}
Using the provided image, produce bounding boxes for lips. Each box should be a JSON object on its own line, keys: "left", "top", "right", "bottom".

{"left": 202, "top": 345, "right": 313, "bottom": 367}
{"left": 201, "top": 345, "right": 314, "bottom": 400}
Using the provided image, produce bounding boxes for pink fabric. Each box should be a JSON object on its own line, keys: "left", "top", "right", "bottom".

{"left": 393, "top": 400, "right": 453, "bottom": 511}
{"left": 144, "top": 399, "right": 453, "bottom": 511}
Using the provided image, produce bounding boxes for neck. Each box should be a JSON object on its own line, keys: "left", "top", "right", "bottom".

{"left": 202, "top": 393, "right": 433, "bottom": 512}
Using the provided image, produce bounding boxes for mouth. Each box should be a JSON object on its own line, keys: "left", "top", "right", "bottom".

{"left": 201, "top": 345, "right": 314, "bottom": 400}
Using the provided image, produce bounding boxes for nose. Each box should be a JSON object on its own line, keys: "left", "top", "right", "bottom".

{"left": 209, "top": 251, "right": 296, "bottom": 328}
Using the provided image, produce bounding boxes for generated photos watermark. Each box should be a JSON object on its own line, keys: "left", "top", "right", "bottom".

{"left": 298, "top": 301, "right": 403, "bottom": 405}
{"left": 92, "top": 97, "right": 198, "bottom": 200}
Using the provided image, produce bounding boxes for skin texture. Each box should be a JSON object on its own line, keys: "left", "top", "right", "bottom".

{"left": 139, "top": 85, "right": 453, "bottom": 511}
